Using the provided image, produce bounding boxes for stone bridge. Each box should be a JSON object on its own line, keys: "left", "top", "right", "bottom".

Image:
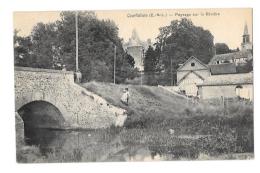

{"left": 15, "top": 67, "right": 127, "bottom": 129}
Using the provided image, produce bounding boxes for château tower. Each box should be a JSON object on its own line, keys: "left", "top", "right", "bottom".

{"left": 125, "top": 29, "right": 145, "bottom": 71}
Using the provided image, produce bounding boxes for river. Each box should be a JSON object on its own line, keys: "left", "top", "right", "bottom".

{"left": 23, "top": 127, "right": 200, "bottom": 162}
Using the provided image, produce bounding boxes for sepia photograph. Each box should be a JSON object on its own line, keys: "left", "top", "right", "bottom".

{"left": 13, "top": 8, "right": 253, "bottom": 163}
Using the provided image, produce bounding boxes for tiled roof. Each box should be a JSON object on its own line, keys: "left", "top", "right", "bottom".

{"left": 209, "top": 63, "right": 237, "bottom": 75}
{"left": 198, "top": 72, "right": 253, "bottom": 86}
{"left": 209, "top": 50, "right": 252, "bottom": 64}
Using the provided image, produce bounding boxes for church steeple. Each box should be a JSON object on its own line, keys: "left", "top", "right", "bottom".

{"left": 243, "top": 22, "right": 249, "bottom": 36}
{"left": 242, "top": 22, "right": 250, "bottom": 44}
{"left": 241, "top": 22, "right": 252, "bottom": 51}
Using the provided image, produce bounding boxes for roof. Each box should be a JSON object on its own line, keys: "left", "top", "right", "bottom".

{"left": 198, "top": 72, "right": 253, "bottom": 86}
{"left": 244, "top": 22, "right": 249, "bottom": 35}
{"left": 209, "top": 50, "right": 252, "bottom": 64}
{"left": 177, "top": 56, "right": 208, "bottom": 71}
{"left": 124, "top": 29, "right": 144, "bottom": 48}
{"left": 209, "top": 63, "right": 237, "bottom": 75}
{"left": 177, "top": 71, "right": 205, "bottom": 85}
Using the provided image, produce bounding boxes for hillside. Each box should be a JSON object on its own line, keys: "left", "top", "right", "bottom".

{"left": 81, "top": 82, "right": 191, "bottom": 128}
{"left": 81, "top": 82, "right": 253, "bottom": 158}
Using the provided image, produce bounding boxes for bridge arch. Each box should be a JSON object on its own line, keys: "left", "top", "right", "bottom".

{"left": 17, "top": 100, "right": 66, "bottom": 129}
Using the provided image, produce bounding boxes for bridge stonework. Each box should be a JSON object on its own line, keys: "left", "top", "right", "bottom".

{"left": 15, "top": 67, "right": 127, "bottom": 129}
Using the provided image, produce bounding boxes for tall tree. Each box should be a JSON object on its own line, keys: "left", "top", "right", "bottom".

{"left": 30, "top": 22, "right": 61, "bottom": 69}
{"left": 57, "top": 11, "right": 136, "bottom": 83}
{"left": 155, "top": 18, "right": 214, "bottom": 85}
{"left": 144, "top": 46, "right": 158, "bottom": 85}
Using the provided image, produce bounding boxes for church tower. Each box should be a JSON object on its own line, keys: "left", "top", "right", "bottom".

{"left": 241, "top": 22, "right": 252, "bottom": 51}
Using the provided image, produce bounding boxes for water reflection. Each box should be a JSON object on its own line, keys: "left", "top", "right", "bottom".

{"left": 24, "top": 128, "right": 198, "bottom": 162}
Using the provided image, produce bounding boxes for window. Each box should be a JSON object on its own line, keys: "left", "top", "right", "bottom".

{"left": 191, "top": 62, "right": 195, "bottom": 67}
{"left": 223, "top": 60, "right": 230, "bottom": 63}
{"left": 235, "top": 85, "right": 243, "bottom": 97}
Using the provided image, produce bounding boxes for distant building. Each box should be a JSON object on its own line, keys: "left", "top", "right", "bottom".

{"left": 176, "top": 56, "right": 210, "bottom": 96}
{"left": 197, "top": 72, "right": 253, "bottom": 100}
{"left": 209, "top": 22, "right": 253, "bottom": 66}
{"left": 209, "top": 50, "right": 252, "bottom": 66}
{"left": 124, "top": 29, "right": 151, "bottom": 71}
{"left": 241, "top": 22, "right": 253, "bottom": 51}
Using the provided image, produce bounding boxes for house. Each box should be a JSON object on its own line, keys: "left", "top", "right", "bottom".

{"left": 195, "top": 23, "right": 254, "bottom": 101}
{"left": 174, "top": 23, "right": 253, "bottom": 100}
{"left": 209, "top": 63, "right": 237, "bottom": 75}
{"left": 177, "top": 56, "right": 210, "bottom": 96}
{"left": 209, "top": 50, "right": 252, "bottom": 65}
{"left": 197, "top": 72, "right": 253, "bottom": 101}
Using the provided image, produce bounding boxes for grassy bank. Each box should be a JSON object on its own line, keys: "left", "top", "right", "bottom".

{"left": 82, "top": 82, "right": 254, "bottom": 157}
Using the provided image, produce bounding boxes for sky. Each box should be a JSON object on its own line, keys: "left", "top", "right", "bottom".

{"left": 13, "top": 8, "right": 252, "bottom": 49}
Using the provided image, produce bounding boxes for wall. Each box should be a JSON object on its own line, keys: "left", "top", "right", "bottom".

{"left": 15, "top": 67, "right": 127, "bottom": 129}
{"left": 178, "top": 72, "right": 204, "bottom": 96}
{"left": 199, "top": 84, "right": 253, "bottom": 100}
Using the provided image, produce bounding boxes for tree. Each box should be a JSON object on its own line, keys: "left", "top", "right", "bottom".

{"left": 144, "top": 46, "right": 158, "bottom": 85}
{"left": 125, "top": 53, "right": 135, "bottom": 68}
{"left": 155, "top": 18, "right": 214, "bottom": 85}
{"left": 14, "top": 30, "right": 34, "bottom": 67}
{"left": 236, "top": 59, "right": 253, "bottom": 73}
{"left": 215, "top": 43, "right": 231, "bottom": 54}
{"left": 14, "top": 11, "right": 137, "bottom": 83}
{"left": 30, "top": 22, "right": 61, "bottom": 69}
{"left": 57, "top": 11, "right": 136, "bottom": 83}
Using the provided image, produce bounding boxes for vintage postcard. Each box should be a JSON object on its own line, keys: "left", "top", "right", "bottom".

{"left": 14, "top": 8, "right": 253, "bottom": 163}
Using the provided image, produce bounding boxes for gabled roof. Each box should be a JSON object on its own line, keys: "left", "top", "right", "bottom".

{"left": 177, "top": 56, "right": 208, "bottom": 71}
{"left": 209, "top": 50, "right": 252, "bottom": 64}
{"left": 197, "top": 72, "right": 253, "bottom": 86}
{"left": 209, "top": 63, "right": 237, "bottom": 75}
{"left": 177, "top": 70, "right": 205, "bottom": 85}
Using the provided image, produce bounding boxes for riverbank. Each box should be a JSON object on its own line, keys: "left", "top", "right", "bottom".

{"left": 16, "top": 82, "right": 254, "bottom": 162}
{"left": 83, "top": 82, "right": 254, "bottom": 158}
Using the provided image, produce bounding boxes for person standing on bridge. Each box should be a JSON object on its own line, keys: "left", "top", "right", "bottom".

{"left": 121, "top": 88, "right": 130, "bottom": 106}
{"left": 74, "top": 70, "right": 82, "bottom": 83}
{"left": 62, "top": 65, "right": 67, "bottom": 71}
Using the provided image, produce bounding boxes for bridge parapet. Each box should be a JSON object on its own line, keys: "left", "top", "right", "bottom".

{"left": 15, "top": 66, "right": 74, "bottom": 83}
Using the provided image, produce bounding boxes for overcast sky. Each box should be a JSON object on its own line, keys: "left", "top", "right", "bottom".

{"left": 14, "top": 8, "right": 252, "bottom": 49}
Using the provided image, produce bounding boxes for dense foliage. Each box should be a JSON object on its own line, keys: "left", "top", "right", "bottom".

{"left": 143, "top": 46, "right": 160, "bottom": 85}
{"left": 215, "top": 43, "right": 231, "bottom": 54}
{"left": 14, "top": 11, "right": 137, "bottom": 83}
{"left": 143, "top": 18, "right": 215, "bottom": 85}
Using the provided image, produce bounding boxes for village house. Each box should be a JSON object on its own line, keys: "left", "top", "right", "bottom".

{"left": 176, "top": 23, "right": 253, "bottom": 100}
{"left": 176, "top": 56, "right": 210, "bottom": 96}
{"left": 197, "top": 72, "right": 253, "bottom": 101}
{"left": 209, "top": 50, "right": 252, "bottom": 66}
